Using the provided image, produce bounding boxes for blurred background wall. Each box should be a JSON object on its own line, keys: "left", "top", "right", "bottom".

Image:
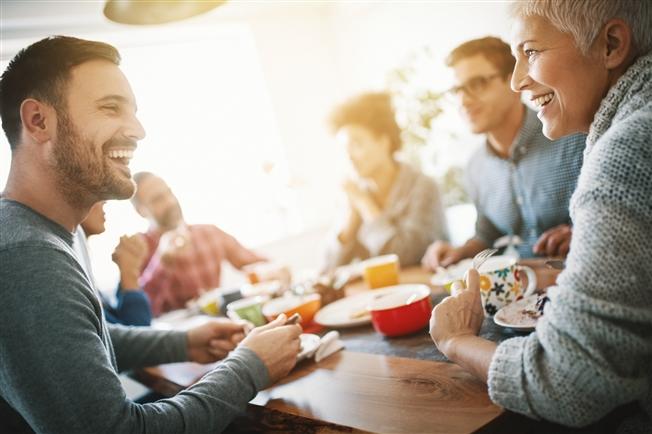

{"left": 0, "top": 1, "right": 510, "bottom": 288}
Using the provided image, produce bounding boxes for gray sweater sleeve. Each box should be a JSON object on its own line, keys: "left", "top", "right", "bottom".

{"left": 108, "top": 324, "right": 188, "bottom": 370}
{"left": 0, "top": 246, "right": 269, "bottom": 434}
{"left": 487, "top": 110, "right": 652, "bottom": 427}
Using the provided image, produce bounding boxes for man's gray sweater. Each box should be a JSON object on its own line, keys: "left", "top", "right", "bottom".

{"left": 0, "top": 199, "right": 269, "bottom": 433}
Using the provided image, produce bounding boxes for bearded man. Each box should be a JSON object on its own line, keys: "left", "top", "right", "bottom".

{"left": 0, "top": 36, "right": 301, "bottom": 434}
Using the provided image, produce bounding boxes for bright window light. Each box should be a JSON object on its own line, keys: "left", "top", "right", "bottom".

{"left": 1, "top": 24, "right": 302, "bottom": 290}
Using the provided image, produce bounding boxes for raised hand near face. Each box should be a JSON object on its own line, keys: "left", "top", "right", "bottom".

{"left": 112, "top": 234, "right": 148, "bottom": 290}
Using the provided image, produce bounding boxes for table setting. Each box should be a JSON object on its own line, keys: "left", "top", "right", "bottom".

{"left": 140, "top": 253, "right": 567, "bottom": 433}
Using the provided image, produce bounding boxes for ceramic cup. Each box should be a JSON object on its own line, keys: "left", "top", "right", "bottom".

{"left": 362, "top": 254, "right": 400, "bottom": 289}
{"left": 226, "top": 296, "right": 268, "bottom": 326}
{"left": 261, "top": 293, "right": 322, "bottom": 326}
{"left": 477, "top": 256, "right": 537, "bottom": 316}
{"left": 242, "top": 261, "right": 292, "bottom": 288}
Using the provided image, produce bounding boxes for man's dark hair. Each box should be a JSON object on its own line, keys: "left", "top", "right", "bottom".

{"left": 0, "top": 36, "right": 121, "bottom": 150}
{"left": 446, "top": 36, "right": 515, "bottom": 77}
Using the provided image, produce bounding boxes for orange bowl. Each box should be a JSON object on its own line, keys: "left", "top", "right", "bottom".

{"left": 262, "top": 294, "right": 322, "bottom": 325}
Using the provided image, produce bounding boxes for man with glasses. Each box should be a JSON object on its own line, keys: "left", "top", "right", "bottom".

{"left": 422, "top": 37, "right": 585, "bottom": 270}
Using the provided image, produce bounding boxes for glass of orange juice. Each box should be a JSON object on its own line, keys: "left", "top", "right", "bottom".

{"left": 362, "top": 254, "right": 400, "bottom": 289}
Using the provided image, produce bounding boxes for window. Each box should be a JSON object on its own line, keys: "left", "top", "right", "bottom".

{"left": 0, "top": 24, "right": 301, "bottom": 289}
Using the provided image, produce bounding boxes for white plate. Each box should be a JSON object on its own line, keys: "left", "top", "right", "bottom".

{"left": 493, "top": 293, "right": 542, "bottom": 331}
{"left": 430, "top": 259, "right": 473, "bottom": 286}
{"left": 314, "top": 286, "right": 404, "bottom": 328}
{"left": 297, "top": 333, "right": 321, "bottom": 361}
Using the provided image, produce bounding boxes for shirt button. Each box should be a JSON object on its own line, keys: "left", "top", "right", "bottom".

{"left": 516, "top": 196, "right": 524, "bottom": 205}
{"left": 519, "top": 147, "right": 527, "bottom": 156}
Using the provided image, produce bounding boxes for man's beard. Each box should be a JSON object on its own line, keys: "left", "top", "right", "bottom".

{"left": 52, "top": 110, "right": 136, "bottom": 208}
{"left": 159, "top": 204, "right": 183, "bottom": 231}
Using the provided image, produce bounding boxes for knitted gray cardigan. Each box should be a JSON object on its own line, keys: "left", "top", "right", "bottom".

{"left": 488, "top": 53, "right": 652, "bottom": 432}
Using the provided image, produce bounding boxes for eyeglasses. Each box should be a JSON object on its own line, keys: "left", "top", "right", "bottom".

{"left": 447, "top": 73, "right": 503, "bottom": 99}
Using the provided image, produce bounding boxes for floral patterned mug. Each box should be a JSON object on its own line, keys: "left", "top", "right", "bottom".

{"left": 477, "top": 256, "right": 537, "bottom": 316}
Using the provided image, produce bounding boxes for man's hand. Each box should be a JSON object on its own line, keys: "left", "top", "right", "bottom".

{"left": 239, "top": 314, "right": 302, "bottom": 384}
{"left": 422, "top": 241, "right": 466, "bottom": 270}
{"left": 429, "top": 269, "right": 484, "bottom": 357}
{"left": 112, "top": 234, "right": 148, "bottom": 289}
{"left": 157, "top": 226, "right": 192, "bottom": 266}
{"left": 533, "top": 224, "right": 572, "bottom": 257}
{"left": 186, "top": 319, "right": 247, "bottom": 364}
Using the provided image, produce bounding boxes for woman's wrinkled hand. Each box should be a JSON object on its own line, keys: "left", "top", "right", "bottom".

{"left": 429, "top": 268, "right": 485, "bottom": 358}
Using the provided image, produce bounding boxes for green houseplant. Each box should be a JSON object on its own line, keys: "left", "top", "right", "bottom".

{"left": 386, "top": 46, "right": 471, "bottom": 207}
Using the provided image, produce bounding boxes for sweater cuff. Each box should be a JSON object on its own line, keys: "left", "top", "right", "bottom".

{"left": 171, "top": 330, "right": 189, "bottom": 362}
{"left": 358, "top": 216, "right": 396, "bottom": 255}
{"left": 488, "top": 336, "right": 536, "bottom": 417}
{"left": 228, "top": 346, "right": 270, "bottom": 391}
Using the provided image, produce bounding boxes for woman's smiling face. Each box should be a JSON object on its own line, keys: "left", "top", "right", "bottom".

{"left": 510, "top": 15, "right": 610, "bottom": 139}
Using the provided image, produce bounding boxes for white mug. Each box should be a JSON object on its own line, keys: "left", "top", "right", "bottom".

{"left": 477, "top": 256, "right": 537, "bottom": 316}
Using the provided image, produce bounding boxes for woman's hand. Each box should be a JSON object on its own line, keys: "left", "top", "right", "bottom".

{"left": 429, "top": 268, "right": 497, "bottom": 382}
{"left": 429, "top": 269, "right": 484, "bottom": 357}
{"left": 342, "top": 179, "right": 381, "bottom": 222}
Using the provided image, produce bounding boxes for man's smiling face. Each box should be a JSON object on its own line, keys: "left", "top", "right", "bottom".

{"left": 52, "top": 59, "right": 145, "bottom": 202}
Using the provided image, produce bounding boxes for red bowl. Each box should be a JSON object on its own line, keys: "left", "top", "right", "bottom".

{"left": 369, "top": 285, "right": 432, "bottom": 337}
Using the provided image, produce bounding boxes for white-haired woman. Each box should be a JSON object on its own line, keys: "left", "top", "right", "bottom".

{"left": 429, "top": 0, "right": 651, "bottom": 431}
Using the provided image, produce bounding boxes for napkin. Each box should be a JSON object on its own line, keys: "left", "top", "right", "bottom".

{"left": 298, "top": 331, "right": 345, "bottom": 363}
{"left": 315, "top": 331, "right": 345, "bottom": 362}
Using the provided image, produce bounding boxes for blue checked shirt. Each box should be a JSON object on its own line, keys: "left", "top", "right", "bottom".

{"left": 465, "top": 107, "right": 586, "bottom": 258}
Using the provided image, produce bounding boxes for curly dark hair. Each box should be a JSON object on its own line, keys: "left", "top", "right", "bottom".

{"left": 328, "top": 92, "right": 402, "bottom": 154}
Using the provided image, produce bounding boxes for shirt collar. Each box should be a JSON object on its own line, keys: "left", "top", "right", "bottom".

{"left": 483, "top": 106, "right": 540, "bottom": 161}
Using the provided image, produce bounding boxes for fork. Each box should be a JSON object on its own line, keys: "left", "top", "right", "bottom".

{"left": 472, "top": 248, "right": 498, "bottom": 270}
{"left": 449, "top": 248, "right": 498, "bottom": 293}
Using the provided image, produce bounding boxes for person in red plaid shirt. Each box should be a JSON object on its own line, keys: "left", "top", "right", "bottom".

{"left": 131, "top": 172, "right": 266, "bottom": 316}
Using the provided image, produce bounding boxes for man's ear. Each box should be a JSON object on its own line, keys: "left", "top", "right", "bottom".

{"left": 20, "top": 99, "right": 56, "bottom": 144}
{"left": 600, "top": 18, "right": 633, "bottom": 70}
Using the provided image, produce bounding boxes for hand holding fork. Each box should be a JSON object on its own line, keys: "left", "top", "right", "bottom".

{"left": 450, "top": 248, "right": 498, "bottom": 294}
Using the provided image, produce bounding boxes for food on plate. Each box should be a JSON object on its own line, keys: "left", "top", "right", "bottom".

{"left": 521, "top": 294, "right": 549, "bottom": 319}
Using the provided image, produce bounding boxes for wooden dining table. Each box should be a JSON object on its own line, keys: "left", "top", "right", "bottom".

{"left": 135, "top": 260, "right": 617, "bottom": 433}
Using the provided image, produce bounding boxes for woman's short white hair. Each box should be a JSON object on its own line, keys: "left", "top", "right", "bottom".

{"left": 511, "top": 0, "right": 652, "bottom": 56}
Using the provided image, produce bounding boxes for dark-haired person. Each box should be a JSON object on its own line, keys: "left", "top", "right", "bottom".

{"left": 422, "top": 37, "right": 586, "bottom": 270}
{"left": 323, "top": 91, "right": 447, "bottom": 271}
{"left": 0, "top": 36, "right": 301, "bottom": 434}
{"left": 130, "top": 171, "right": 267, "bottom": 316}
{"left": 75, "top": 201, "right": 152, "bottom": 326}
